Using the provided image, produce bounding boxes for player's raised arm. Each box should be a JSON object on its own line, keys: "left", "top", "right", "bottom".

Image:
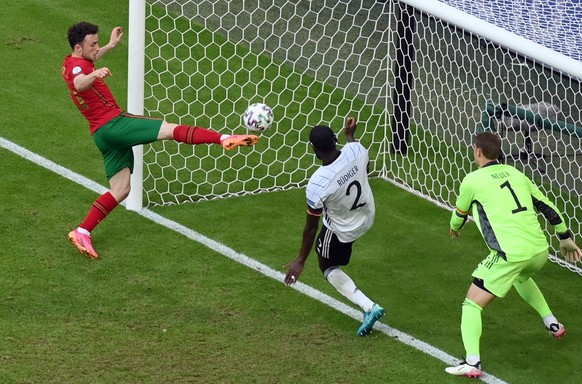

{"left": 344, "top": 116, "right": 357, "bottom": 142}
{"left": 96, "top": 26, "right": 124, "bottom": 61}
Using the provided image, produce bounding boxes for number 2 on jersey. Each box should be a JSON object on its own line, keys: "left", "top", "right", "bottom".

{"left": 500, "top": 180, "right": 527, "bottom": 214}
{"left": 347, "top": 180, "right": 366, "bottom": 211}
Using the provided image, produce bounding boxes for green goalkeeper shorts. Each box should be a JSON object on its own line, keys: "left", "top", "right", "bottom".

{"left": 93, "top": 113, "right": 163, "bottom": 179}
{"left": 471, "top": 250, "right": 548, "bottom": 298}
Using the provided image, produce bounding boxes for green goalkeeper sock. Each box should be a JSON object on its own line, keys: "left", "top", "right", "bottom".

{"left": 461, "top": 298, "right": 483, "bottom": 359}
{"left": 513, "top": 278, "right": 552, "bottom": 318}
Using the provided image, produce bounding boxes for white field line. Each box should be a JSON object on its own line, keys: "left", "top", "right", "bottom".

{"left": 0, "top": 137, "right": 508, "bottom": 384}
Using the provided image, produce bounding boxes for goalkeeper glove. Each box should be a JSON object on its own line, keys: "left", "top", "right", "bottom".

{"left": 559, "top": 236, "right": 582, "bottom": 263}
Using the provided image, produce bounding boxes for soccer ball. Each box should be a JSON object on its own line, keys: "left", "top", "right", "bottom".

{"left": 243, "top": 103, "right": 274, "bottom": 132}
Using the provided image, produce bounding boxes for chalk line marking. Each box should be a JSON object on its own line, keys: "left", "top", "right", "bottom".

{"left": 0, "top": 137, "right": 507, "bottom": 384}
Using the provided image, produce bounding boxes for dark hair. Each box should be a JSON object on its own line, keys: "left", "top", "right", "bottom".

{"left": 309, "top": 125, "right": 337, "bottom": 150}
{"left": 68, "top": 22, "right": 99, "bottom": 49}
{"left": 475, "top": 132, "right": 501, "bottom": 160}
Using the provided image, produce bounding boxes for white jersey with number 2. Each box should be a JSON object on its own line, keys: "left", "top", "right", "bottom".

{"left": 306, "top": 141, "right": 375, "bottom": 243}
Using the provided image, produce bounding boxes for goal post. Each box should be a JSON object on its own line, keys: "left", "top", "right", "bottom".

{"left": 126, "top": 0, "right": 146, "bottom": 211}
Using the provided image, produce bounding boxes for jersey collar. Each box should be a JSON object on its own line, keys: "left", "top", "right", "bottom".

{"left": 482, "top": 160, "right": 500, "bottom": 168}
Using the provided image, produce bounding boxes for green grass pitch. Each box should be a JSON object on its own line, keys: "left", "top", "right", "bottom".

{"left": 1, "top": 1, "right": 582, "bottom": 383}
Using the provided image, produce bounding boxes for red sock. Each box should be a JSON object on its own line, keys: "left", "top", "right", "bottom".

{"left": 80, "top": 192, "right": 119, "bottom": 233}
{"left": 173, "top": 125, "right": 222, "bottom": 144}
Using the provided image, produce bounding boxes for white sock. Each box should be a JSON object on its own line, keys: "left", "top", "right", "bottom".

{"left": 77, "top": 227, "right": 91, "bottom": 236}
{"left": 543, "top": 314, "right": 559, "bottom": 328}
{"left": 326, "top": 268, "right": 374, "bottom": 312}
{"left": 466, "top": 355, "right": 480, "bottom": 365}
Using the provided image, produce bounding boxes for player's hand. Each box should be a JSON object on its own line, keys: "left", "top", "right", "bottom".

{"left": 109, "top": 27, "right": 124, "bottom": 47}
{"left": 284, "top": 259, "right": 305, "bottom": 286}
{"left": 344, "top": 116, "right": 357, "bottom": 141}
{"left": 93, "top": 67, "right": 112, "bottom": 79}
{"left": 450, "top": 228, "right": 461, "bottom": 239}
{"left": 559, "top": 238, "right": 582, "bottom": 263}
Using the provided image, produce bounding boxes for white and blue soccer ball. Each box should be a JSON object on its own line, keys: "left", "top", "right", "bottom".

{"left": 243, "top": 102, "right": 274, "bottom": 132}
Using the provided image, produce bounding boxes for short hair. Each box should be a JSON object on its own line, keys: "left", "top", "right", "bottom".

{"left": 309, "top": 125, "right": 337, "bottom": 150}
{"left": 67, "top": 22, "right": 99, "bottom": 49}
{"left": 475, "top": 132, "right": 501, "bottom": 160}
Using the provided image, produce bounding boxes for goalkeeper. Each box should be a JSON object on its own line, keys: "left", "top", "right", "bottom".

{"left": 62, "top": 22, "right": 259, "bottom": 259}
{"left": 446, "top": 132, "right": 581, "bottom": 378}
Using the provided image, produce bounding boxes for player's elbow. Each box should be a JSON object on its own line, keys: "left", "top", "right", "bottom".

{"left": 73, "top": 75, "right": 91, "bottom": 92}
{"left": 74, "top": 83, "right": 88, "bottom": 93}
{"left": 454, "top": 208, "right": 468, "bottom": 218}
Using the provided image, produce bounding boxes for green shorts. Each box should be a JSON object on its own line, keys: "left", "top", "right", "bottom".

{"left": 472, "top": 250, "right": 548, "bottom": 298}
{"left": 93, "top": 113, "right": 163, "bottom": 179}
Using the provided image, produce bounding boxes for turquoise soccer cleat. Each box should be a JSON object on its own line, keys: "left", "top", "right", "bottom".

{"left": 357, "top": 303, "right": 385, "bottom": 336}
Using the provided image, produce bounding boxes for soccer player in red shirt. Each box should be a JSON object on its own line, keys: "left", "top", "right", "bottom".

{"left": 63, "top": 22, "right": 259, "bottom": 259}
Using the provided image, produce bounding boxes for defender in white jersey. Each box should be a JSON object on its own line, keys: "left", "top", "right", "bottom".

{"left": 306, "top": 138, "right": 375, "bottom": 243}
{"left": 284, "top": 117, "right": 385, "bottom": 336}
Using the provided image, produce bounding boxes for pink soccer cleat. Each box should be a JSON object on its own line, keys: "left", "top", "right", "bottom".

{"left": 68, "top": 229, "right": 99, "bottom": 259}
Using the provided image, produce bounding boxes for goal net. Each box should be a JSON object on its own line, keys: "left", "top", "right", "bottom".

{"left": 139, "top": 0, "right": 582, "bottom": 274}
{"left": 386, "top": 0, "right": 582, "bottom": 274}
{"left": 141, "top": 0, "right": 392, "bottom": 206}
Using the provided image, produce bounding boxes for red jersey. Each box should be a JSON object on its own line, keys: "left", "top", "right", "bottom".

{"left": 62, "top": 55, "right": 123, "bottom": 134}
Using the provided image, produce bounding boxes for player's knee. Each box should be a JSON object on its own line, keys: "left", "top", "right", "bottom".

{"left": 111, "top": 186, "right": 130, "bottom": 202}
{"left": 119, "top": 187, "right": 130, "bottom": 201}
{"left": 110, "top": 181, "right": 131, "bottom": 201}
{"left": 463, "top": 298, "right": 483, "bottom": 311}
{"left": 323, "top": 265, "right": 339, "bottom": 279}
{"left": 109, "top": 168, "right": 132, "bottom": 202}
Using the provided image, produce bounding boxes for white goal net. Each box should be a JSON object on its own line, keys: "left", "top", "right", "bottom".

{"left": 387, "top": 0, "right": 582, "bottom": 274}
{"left": 141, "top": 0, "right": 392, "bottom": 206}
{"left": 139, "top": 0, "right": 582, "bottom": 274}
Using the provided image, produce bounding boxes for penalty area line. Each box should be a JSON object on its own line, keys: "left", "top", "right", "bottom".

{"left": 0, "top": 137, "right": 508, "bottom": 384}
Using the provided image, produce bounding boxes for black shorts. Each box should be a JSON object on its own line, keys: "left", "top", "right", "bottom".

{"left": 315, "top": 225, "right": 354, "bottom": 273}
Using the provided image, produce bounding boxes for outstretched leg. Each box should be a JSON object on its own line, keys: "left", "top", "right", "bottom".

{"left": 160, "top": 123, "right": 259, "bottom": 150}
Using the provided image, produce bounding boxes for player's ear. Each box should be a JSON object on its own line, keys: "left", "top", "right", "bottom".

{"left": 473, "top": 145, "right": 481, "bottom": 158}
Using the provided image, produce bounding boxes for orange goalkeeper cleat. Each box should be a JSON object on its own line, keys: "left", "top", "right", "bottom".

{"left": 68, "top": 229, "right": 99, "bottom": 259}
{"left": 221, "top": 134, "right": 259, "bottom": 150}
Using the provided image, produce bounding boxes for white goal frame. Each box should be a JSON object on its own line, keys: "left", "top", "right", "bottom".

{"left": 126, "top": 0, "right": 146, "bottom": 211}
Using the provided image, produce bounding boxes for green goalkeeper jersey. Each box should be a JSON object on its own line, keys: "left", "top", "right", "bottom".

{"left": 450, "top": 161, "right": 567, "bottom": 262}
